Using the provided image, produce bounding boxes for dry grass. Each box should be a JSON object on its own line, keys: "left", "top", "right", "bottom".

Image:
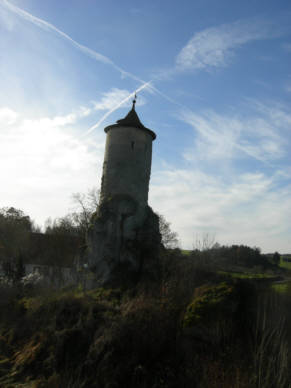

{"left": 0, "top": 251, "right": 291, "bottom": 387}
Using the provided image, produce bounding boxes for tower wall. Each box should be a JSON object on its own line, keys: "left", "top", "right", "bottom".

{"left": 100, "top": 126, "right": 153, "bottom": 207}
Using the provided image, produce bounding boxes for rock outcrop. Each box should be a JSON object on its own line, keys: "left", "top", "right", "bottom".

{"left": 87, "top": 194, "right": 161, "bottom": 286}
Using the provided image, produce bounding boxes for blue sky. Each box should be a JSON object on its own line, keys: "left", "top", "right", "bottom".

{"left": 0, "top": 0, "right": 291, "bottom": 252}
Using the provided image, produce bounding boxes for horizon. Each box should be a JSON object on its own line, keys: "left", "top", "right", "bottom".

{"left": 0, "top": 0, "right": 291, "bottom": 253}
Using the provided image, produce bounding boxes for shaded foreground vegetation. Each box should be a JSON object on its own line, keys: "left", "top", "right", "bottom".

{"left": 1, "top": 247, "right": 291, "bottom": 388}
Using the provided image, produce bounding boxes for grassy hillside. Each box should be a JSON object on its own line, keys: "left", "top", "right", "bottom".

{"left": 0, "top": 250, "right": 291, "bottom": 388}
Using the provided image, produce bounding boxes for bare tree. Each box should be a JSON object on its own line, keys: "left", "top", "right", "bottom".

{"left": 43, "top": 188, "right": 100, "bottom": 240}
{"left": 71, "top": 187, "right": 100, "bottom": 236}
{"left": 193, "top": 232, "right": 216, "bottom": 251}
{"left": 158, "top": 214, "right": 179, "bottom": 249}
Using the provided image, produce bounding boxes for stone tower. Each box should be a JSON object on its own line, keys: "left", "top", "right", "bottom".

{"left": 87, "top": 99, "right": 161, "bottom": 284}
{"left": 100, "top": 98, "right": 156, "bottom": 207}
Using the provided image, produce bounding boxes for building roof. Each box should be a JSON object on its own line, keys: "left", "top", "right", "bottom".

{"left": 104, "top": 101, "right": 156, "bottom": 140}
{"left": 116, "top": 106, "right": 146, "bottom": 129}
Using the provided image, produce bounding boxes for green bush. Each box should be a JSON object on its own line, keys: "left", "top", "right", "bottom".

{"left": 183, "top": 282, "right": 235, "bottom": 327}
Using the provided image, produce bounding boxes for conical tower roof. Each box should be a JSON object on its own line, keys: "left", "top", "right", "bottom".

{"left": 104, "top": 99, "right": 156, "bottom": 140}
{"left": 116, "top": 105, "right": 146, "bottom": 129}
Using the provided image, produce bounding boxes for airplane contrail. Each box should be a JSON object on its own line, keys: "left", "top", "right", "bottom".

{"left": 1, "top": 0, "right": 186, "bottom": 134}
{"left": 82, "top": 82, "right": 187, "bottom": 138}
{"left": 82, "top": 82, "right": 152, "bottom": 137}
{"left": 0, "top": 0, "right": 146, "bottom": 84}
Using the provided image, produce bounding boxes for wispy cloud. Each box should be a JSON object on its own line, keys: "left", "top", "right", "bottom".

{"left": 152, "top": 98, "right": 291, "bottom": 252}
{"left": 84, "top": 82, "right": 152, "bottom": 136}
{"left": 93, "top": 88, "right": 146, "bottom": 111}
{"left": 250, "top": 99, "right": 291, "bottom": 128}
{"left": 176, "top": 18, "right": 282, "bottom": 71}
{"left": 179, "top": 100, "right": 290, "bottom": 164}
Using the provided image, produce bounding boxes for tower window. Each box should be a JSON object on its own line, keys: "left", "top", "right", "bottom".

{"left": 131, "top": 141, "right": 135, "bottom": 150}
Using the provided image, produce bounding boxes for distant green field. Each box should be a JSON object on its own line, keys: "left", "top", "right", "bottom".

{"left": 272, "top": 282, "right": 290, "bottom": 294}
{"left": 279, "top": 256, "right": 291, "bottom": 270}
{"left": 181, "top": 250, "right": 192, "bottom": 255}
{"left": 218, "top": 271, "right": 275, "bottom": 280}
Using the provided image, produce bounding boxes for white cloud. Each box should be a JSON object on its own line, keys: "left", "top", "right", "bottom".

{"left": 0, "top": 85, "right": 150, "bottom": 215}
{"left": 176, "top": 19, "right": 280, "bottom": 71}
{"left": 0, "top": 107, "right": 19, "bottom": 125}
{"left": 150, "top": 168, "right": 291, "bottom": 253}
{"left": 149, "top": 100, "right": 291, "bottom": 253}
{"left": 0, "top": 5, "right": 15, "bottom": 31}
{"left": 179, "top": 101, "right": 290, "bottom": 164}
{"left": 85, "top": 82, "right": 151, "bottom": 137}
{"left": 0, "top": 107, "right": 104, "bottom": 227}
{"left": 93, "top": 88, "right": 146, "bottom": 111}
{"left": 181, "top": 111, "right": 241, "bottom": 161}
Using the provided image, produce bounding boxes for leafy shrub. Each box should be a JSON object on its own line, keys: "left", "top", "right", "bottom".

{"left": 183, "top": 282, "right": 235, "bottom": 328}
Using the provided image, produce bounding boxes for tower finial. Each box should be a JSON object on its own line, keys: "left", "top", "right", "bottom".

{"left": 132, "top": 93, "right": 137, "bottom": 110}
